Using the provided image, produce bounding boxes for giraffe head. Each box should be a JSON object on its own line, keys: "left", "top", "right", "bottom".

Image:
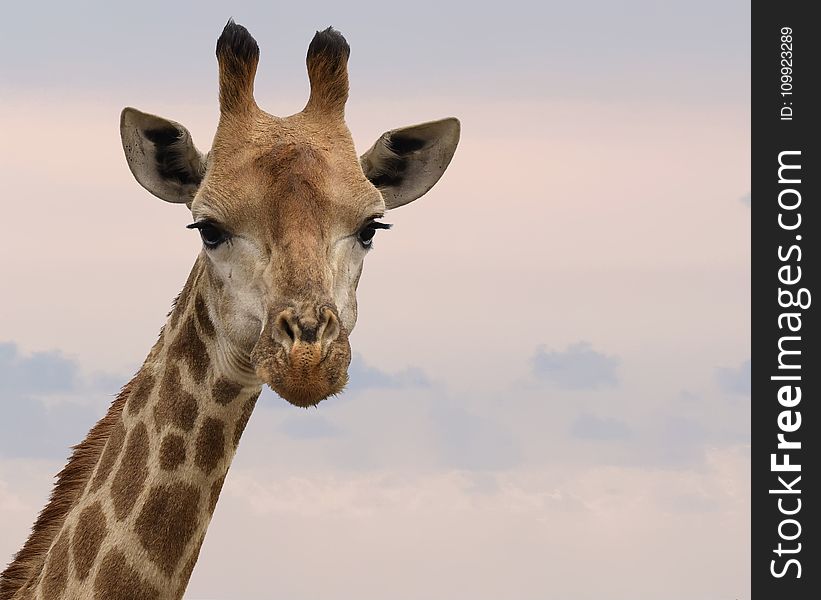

{"left": 119, "top": 21, "right": 459, "bottom": 408}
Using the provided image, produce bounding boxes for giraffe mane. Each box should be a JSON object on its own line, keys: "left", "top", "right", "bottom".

{"left": 0, "top": 377, "right": 133, "bottom": 599}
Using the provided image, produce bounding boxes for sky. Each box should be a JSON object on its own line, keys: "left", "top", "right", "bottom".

{"left": 0, "top": 1, "right": 750, "bottom": 599}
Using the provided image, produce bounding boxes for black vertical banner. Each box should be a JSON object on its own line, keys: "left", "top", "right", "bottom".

{"left": 752, "top": 2, "right": 819, "bottom": 599}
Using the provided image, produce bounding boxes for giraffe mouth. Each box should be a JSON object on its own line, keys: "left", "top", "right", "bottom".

{"left": 250, "top": 333, "right": 351, "bottom": 408}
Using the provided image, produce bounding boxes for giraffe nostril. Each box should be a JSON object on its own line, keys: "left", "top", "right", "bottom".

{"left": 320, "top": 308, "right": 340, "bottom": 347}
{"left": 281, "top": 319, "right": 295, "bottom": 343}
{"left": 272, "top": 310, "right": 299, "bottom": 351}
{"left": 270, "top": 306, "right": 341, "bottom": 353}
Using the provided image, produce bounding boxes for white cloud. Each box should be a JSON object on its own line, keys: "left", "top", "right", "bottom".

{"left": 0, "top": 342, "right": 121, "bottom": 458}
{"left": 342, "top": 353, "right": 431, "bottom": 394}
{"left": 182, "top": 446, "right": 750, "bottom": 600}
{"left": 531, "top": 342, "right": 620, "bottom": 390}
{"left": 0, "top": 341, "right": 78, "bottom": 395}
{"left": 429, "top": 401, "right": 521, "bottom": 470}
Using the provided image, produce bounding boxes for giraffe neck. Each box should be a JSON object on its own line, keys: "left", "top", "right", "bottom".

{"left": 5, "top": 262, "right": 263, "bottom": 600}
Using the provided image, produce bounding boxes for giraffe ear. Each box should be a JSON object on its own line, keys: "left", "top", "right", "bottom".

{"left": 360, "top": 118, "right": 460, "bottom": 210}
{"left": 120, "top": 107, "right": 207, "bottom": 204}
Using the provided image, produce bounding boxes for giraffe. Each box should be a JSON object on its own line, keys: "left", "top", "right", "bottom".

{"left": 0, "top": 20, "right": 459, "bottom": 600}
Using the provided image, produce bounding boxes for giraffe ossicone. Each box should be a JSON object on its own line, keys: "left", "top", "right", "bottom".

{"left": 0, "top": 19, "right": 459, "bottom": 600}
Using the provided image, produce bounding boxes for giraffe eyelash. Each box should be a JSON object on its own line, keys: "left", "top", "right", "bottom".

{"left": 186, "top": 220, "right": 231, "bottom": 249}
{"left": 357, "top": 220, "right": 391, "bottom": 248}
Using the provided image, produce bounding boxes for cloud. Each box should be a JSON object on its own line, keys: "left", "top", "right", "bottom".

{"left": 429, "top": 402, "right": 521, "bottom": 471}
{"left": 345, "top": 354, "right": 431, "bottom": 393}
{"left": 531, "top": 342, "right": 620, "bottom": 390}
{"left": 248, "top": 357, "right": 519, "bottom": 472}
{"left": 652, "top": 416, "right": 711, "bottom": 467}
{"left": 0, "top": 342, "right": 77, "bottom": 395}
{"left": 0, "top": 342, "right": 120, "bottom": 458}
{"left": 185, "top": 449, "right": 750, "bottom": 600}
{"left": 570, "top": 413, "right": 632, "bottom": 441}
{"left": 716, "top": 358, "right": 750, "bottom": 395}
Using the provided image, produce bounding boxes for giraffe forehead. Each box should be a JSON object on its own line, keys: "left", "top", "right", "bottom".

{"left": 197, "top": 116, "right": 381, "bottom": 235}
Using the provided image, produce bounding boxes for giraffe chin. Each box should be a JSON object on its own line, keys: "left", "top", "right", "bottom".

{"left": 251, "top": 336, "right": 351, "bottom": 408}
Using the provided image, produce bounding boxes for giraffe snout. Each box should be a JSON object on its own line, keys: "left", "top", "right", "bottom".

{"left": 271, "top": 305, "right": 341, "bottom": 355}
{"left": 250, "top": 303, "right": 351, "bottom": 407}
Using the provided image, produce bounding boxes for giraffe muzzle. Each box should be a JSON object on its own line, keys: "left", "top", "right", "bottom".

{"left": 250, "top": 304, "right": 351, "bottom": 407}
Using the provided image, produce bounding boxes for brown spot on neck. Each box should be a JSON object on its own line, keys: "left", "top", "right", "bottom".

{"left": 135, "top": 483, "right": 201, "bottom": 576}
{"left": 93, "top": 549, "right": 160, "bottom": 600}
{"left": 169, "top": 315, "right": 210, "bottom": 384}
{"left": 213, "top": 378, "right": 243, "bottom": 405}
{"left": 111, "top": 421, "right": 150, "bottom": 520}
{"left": 154, "top": 364, "right": 199, "bottom": 432}
{"left": 90, "top": 419, "right": 126, "bottom": 493}
{"left": 159, "top": 434, "right": 187, "bottom": 471}
{"left": 126, "top": 370, "right": 156, "bottom": 417}
{"left": 72, "top": 501, "right": 107, "bottom": 581}
{"left": 195, "top": 418, "right": 225, "bottom": 475}
{"left": 194, "top": 293, "right": 216, "bottom": 338}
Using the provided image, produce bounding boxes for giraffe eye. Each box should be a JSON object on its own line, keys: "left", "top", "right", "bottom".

{"left": 186, "top": 221, "right": 229, "bottom": 249}
{"left": 357, "top": 221, "right": 391, "bottom": 248}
